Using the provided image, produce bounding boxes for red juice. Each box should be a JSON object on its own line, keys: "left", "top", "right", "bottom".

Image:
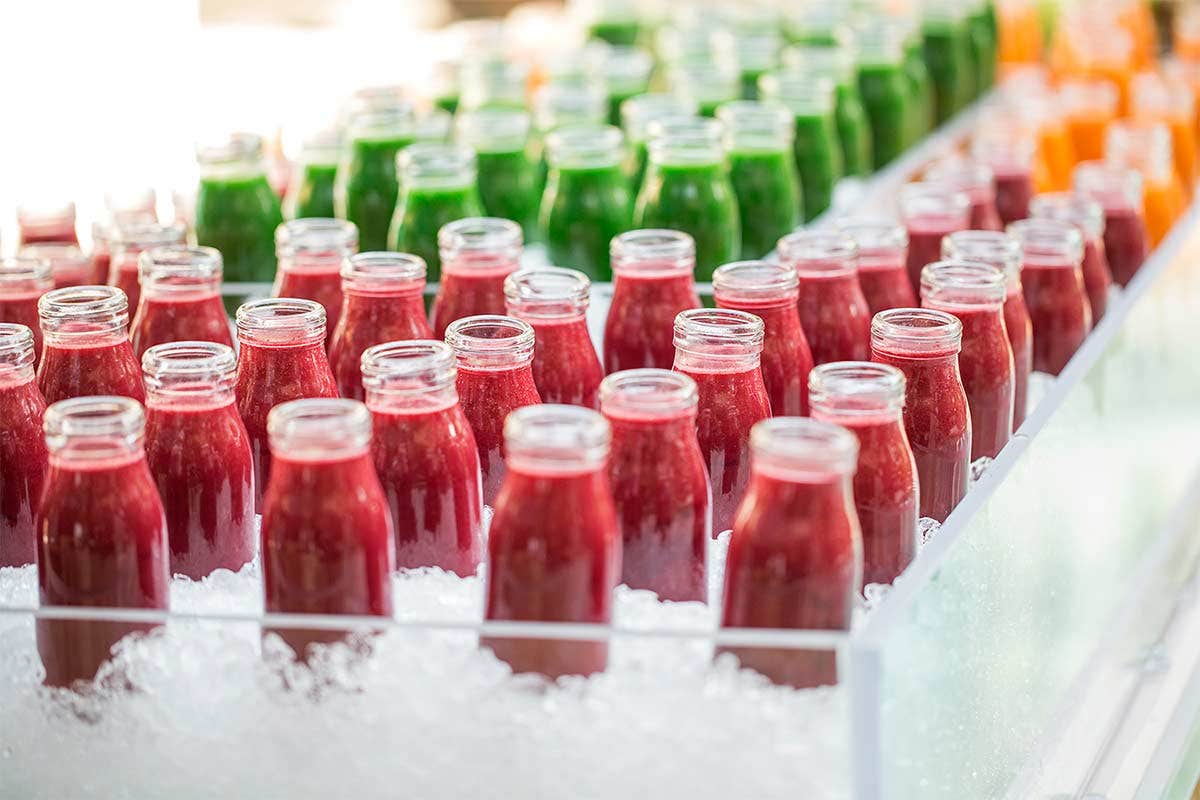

{"left": 36, "top": 286, "right": 144, "bottom": 405}
{"left": 810, "top": 363, "right": 918, "bottom": 586}
{"left": 18, "top": 201, "right": 78, "bottom": 247}
{"left": 713, "top": 260, "right": 814, "bottom": 416}
{"left": 1101, "top": 207, "right": 1150, "bottom": 286}
{"left": 871, "top": 308, "right": 971, "bottom": 522}
{"left": 778, "top": 231, "right": 872, "bottom": 365}
{"left": 899, "top": 182, "right": 971, "bottom": 293}
{"left": 600, "top": 369, "right": 710, "bottom": 601}
{"left": 143, "top": 342, "right": 254, "bottom": 579}
{"left": 837, "top": 219, "right": 918, "bottom": 314}
{"left": 432, "top": 217, "right": 523, "bottom": 340}
{"left": 992, "top": 169, "right": 1035, "bottom": 225}
{"left": 21, "top": 244, "right": 92, "bottom": 289}
{"left": 604, "top": 229, "right": 702, "bottom": 373}
{"left": 0, "top": 326, "right": 48, "bottom": 567}
{"left": 130, "top": 245, "right": 234, "bottom": 359}
{"left": 484, "top": 405, "right": 618, "bottom": 678}
{"left": 1073, "top": 161, "right": 1149, "bottom": 286}
{"left": 971, "top": 130, "right": 1037, "bottom": 225}
{"left": 329, "top": 252, "right": 431, "bottom": 400}
{"left": 362, "top": 340, "right": 483, "bottom": 576}
{"left": 925, "top": 157, "right": 1003, "bottom": 231}
{"left": 36, "top": 397, "right": 169, "bottom": 687}
{"left": 107, "top": 221, "right": 187, "bottom": 315}
{"left": 1029, "top": 192, "right": 1113, "bottom": 322}
{"left": 91, "top": 221, "right": 113, "bottom": 285}
{"left": 446, "top": 315, "right": 542, "bottom": 505}
{"left": 261, "top": 399, "right": 395, "bottom": 657}
{"left": 719, "top": 419, "right": 862, "bottom": 688}
{"left": 274, "top": 219, "right": 359, "bottom": 347}
{"left": 1009, "top": 219, "right": 1092, "bottom": 375}
{"left": 921, "top": 261, "right": 1015, "bottom": 459}
{"left": 0, "top": 255, "right": 54, "bottom": 366}
{"left": 234, "top": 298, "right": 339, "bottom": 510}
{"left": 673, "top": 309, "right": 772, "bottom": 537}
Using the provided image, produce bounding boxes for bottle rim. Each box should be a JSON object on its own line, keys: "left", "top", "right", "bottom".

{"left": 276, "top": 218, "right": 360, "bottom": 259}
{"left": 1028, "top": 192, "right": 1105, "bottom": 239}
{"left": 0, "top": 323, "right": 35, "bottom": 361}
{"left": 398, "top": 141, "right": 478, "bottom": 182}
{"left": 712, "top": 259, "right": 799, "bottom": 299}
{"left": 38, "top": 284, "right": 128, "bottom": 321}
{"left": 757, "top": 71, "right": 836, "bottom": 112}
{"left": 1006, "top": 218, "right": 1085, "bottom": 265}
{"left": 444, "top": 314, "right": 536, "bottom": 367}
{"left": 454, "top": 107, "right": 532, "bottom": 152}
{"left": 504, "top": 403, "right": 610, "bottom": 471}
{"left": 871, "top": 307, "right": 963, "bottom": 355}
{"left": 1104, "top": 120, "right": 1174, "bottom": 175}
{"left": 599, "top": 44, "right": 655, "bottom": 89}
{"left": 546, "top": 124, "right": 625, "bottom": 167}
{"left": 19, "top": 244, "right": 90, "bottom": 277}
{"left": 647, "top": 115, "right": 726, "bottom": 164}
{"left": 267, "top": 398, "right": 372, "bottom": 456}
{"left": 941, "top": 230, "right": 1023, "bottom": 288}
{"left": 780, "top": 43, "right": 855, "bottom": 81}
{"left": 776, "top": 231, "right": 859, "bottom": 274}
{"left": 835, "top": 217, "right": 909, "bottom": 254}
{"left": 504, "top": 267, "right": 592, "bottom": 318}
{"left": 620, "top": 93, "right": 700, "bottom": 142}
{"left": 341, "top": 251, "right": 428, "bottom": 284}
{"left": 808, "top": 361, "right": 906, "bottom": 418}
{"left": 925, "top": 156, "right": 997, "bottom": 194}
{"left": 138, "top": 245, "right": 223, "bottom": 283}
{"left": 674, "top": 307, "right": 765, "bottom": 350}
{"left": 610, "top": 229, "right": 697, "bottom": 274}
{"left": 667, "top": 60, "right": 741, "bottom": 105}
{"left": 44, "top": 395, "right": 145, "bottom": 454}
{"left": 750, "top": 417, "right": 859, "bottom": 477}
{"left": 715, "top": 100, "right": 795, "bottom": 147}
{"left": 599, "top": 368, "right": 699, "bottom": 418}
{"left": 0, "top": 254, "right": 53, "bottom": 287}
{"left": 16, "top": 199, "right": 76, "bottom": 223}
{"left": 533, "top": 79, "right": 609, "bottom": 133}
{"left": 920, "top": 260, "right": 1008, "bottom": 307}
{"left": 1072, "top": 160, "right": 1144, "bottom": 210}
{"left": 438, "top": 217, "right": 523, "bottom": 261}
{"left": 109, "top": 221, "right": 187, "bottom": 251}
{"left": 195, "top": 131, "right": 263, "bottom": 164}
{"left": 142, "top": 341, "right": 237, "bottom": 402}
{"left": 236, "top": 298, "right": 326, "bottom": 339}
{"left": 361, "top": 339, "right": 457, "bottom": 395}
{"left": 899, "top": 181, "right": 972, "bottom": 220}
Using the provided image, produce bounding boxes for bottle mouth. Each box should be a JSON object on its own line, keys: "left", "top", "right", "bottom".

{"left": 38, "top": 285, "right": 129, "bottom": 332}
{"left": 298, "top": 128, "right": 344, "bottom": 165}
{"left": 941, "top": 230, "right": 1023, "bottom": 287}
{"left": 673, "top": 308, "right": 765, "bottom": 353}
{"left": 1007, "top": 218, "right": 1085, "bottom": 266}
{"left": 750, "top": 417, "right": 859, "bottom": 478}
{"left": 195, "top": 131, "right": 263, "bottom": 165}
{"left": 139, "top": 244, "right": 223, "bottom": 283}
{"left": 445, "top": 314, "right": 536, "bottom": 368}
{"left": 0, "top": 254, "right": 54, "bottom": 289}
{"left": 780, "top": 43, "right": 854, "bottom": 81}
{"left": 267, "top": 398, "right": 373, "bottom": 458}
{"left": 620, "top": 93, "right": 700, "bottom": 142}
{"left": 398, "top": 142, "right": 477, "bottom": 185}
{"left": 44, "top": 395, "right": 145, "bottom": 458}
{"left": 546, "top": 124, "right": 625, "bottom": 168}
{"left": 142, "top": 341, "right": 237, "bottom": 400}
{"left": 104, "top": 187, "right": 158, "bottom": 217}
{"left": 0, "top": 323, "right": 36, "bottom": 370}
{"left": 1104, "top": 121, "right": 1173, "bottom": 175}
{"left": 276, "top": 218, "right": 359, "bottom": 261}
{"left": 504, "top": 267, "right": 592, "bottom": 319}
{"left": 342, "top": 251, "right": 427, "bottom": 289}
{"left": 757, "top": 71, "right": 835, "bottom": 113}
{"left": 899, "top": 182, "right": 972, "bottom": 221}
{"left": 1029, "top": 192, "right": 1105, "bottom": 239}
{"left": 599, "top": 368, "right": 698, "bottom": 419}
{"left": 454, "top": 107, "right": 532, "bottom": 152}
{"left": 533, "top": 79, "right": 609, "bottom": 133}
{"left": 835, "top": 217, "right": 909, "bottom": 257}
{"left": 504, "top": 404, "right": 611, "bottom": 472}
{"left": 345, "top": 106, "right": 419, "bottom": 141}
{"left": 610, "top": 229, "right": 696, "bottom": 275}
{"left": 647, "top": 116, "right": 727, "bottom": 164}
{"left": 438, "top": 217, "right": 523, "bottom": 266}
{"left": 715, "top": 101, "right": 794, "bottom": 149}
{"left": 776, "top": 231, "right": 859, "bottom": 275}
{"left": 19, "top": 244, "right": 90, "bottom": 283}
{"left": 809, "top": 361, "right": 906, "bottom": 418}
{"left": 459, "top": 57, "right": 531, "bottom": 111}
{"left": 236, "top": 298, "right": 326, "bottom": 346}
{"left": 667, "top": 60, "right": 740, "bottom": 106}
{"left": 920, "top": 260, "right": 1008, "bottom": 308}
{"left": 599, "top": 44, "right": 654, "bottom": 92}
{"left": 343, "top": 85, "right": 415, "bottom": 121}
{"left": 1072, "top": 160, "right": 1143, "bottom": 211}
{"left": 925, "top": 156, "right": 996, "bottom": 194}
{"left": 110, "top": 221, "right": 187, "bottom": 253}
{"left": 713, "top": 260, "right": 799, "bottom": 301}
{"left": 361, "top": 339, "right": 457, "bottom": 396}
{"left": 712, "top": 28, "right": 784, "bottom": 73}
{"left": 969, "top": 130, "right": 1037, "bottom": 172}
{"left": 871, "top": 307, "right": 963, "bottom": 356}
{"left": 17, "top": 199, "right": 76, "bottom": 225}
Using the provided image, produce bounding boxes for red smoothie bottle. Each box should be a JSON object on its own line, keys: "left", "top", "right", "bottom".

{"left": 329, "top": 252, "right": 431, "bottom": 400}
{"left": 274, "top": 218, "right": 359, "bottom": 347}
{"left": 836, "top": 218, "right": 917, "bottom": 314}
{"left": 713, "top": 260, "right": 814, "bottom": 416}
{"left": 0, "top": 325, "right": 48, "bottom": 567}
{"left": 20, "top": 244, "right": 92, "bottom": 289}
{"left": 970, "top": 128, "right": 1037, "bottom": 226}
{"left": 142, "top": 341, "right": 255, "bottom": 579}
{"left": 130, "top": 245, "right": 235, "bottom": 358}
{"left": 1072, "top": 161, "right": 1150, "bottom": 286}
{"left": 719, "top": 418, "right": 862, "bottom": 688}
{"left": 921, "top": 261, "right": 1016, "bottom": 459}
{"left": 871, "top": 308, "right": 971, "bottom": 522}
{"left": 777, "top": 230, "right": 872, "bottom": 365}
{"left": 234, "top": 298, "right": 339, "bottom": 510}
{"left": 925, "top": 156, "right": 1004, "bottom": 231}
{"left": 899, "top": 182, "right": 971, "bottom": 294}
{"left": 0, "top": 255, "right": 54, "bottom": 366}
{"left": 604, "top": 229, "right": 702, "bottom": 373}
{"left": 362, "top": 340, "right": 483, "bottom": 576}
{"left": 504, "top": 267, "right": 604, "bottom": 408}
{"left": 37, "top": 285, "right": 145, "bottom": 405}
{"left": 600, "top": 368, "right": 710, "bottom": 601}
{"left": 36, "top": 396, "right": 169, "bottom": 687}
{"left": 1007, "top": 219, "right": 1093, "bottom": 375}
{"left": 17, "top": 200, "right": 78, "bottom": 246}
{"left": 445, "top": 314, "right": 542, "bottom": 505}
{"left": 673, "top": 308, "right": 772, "bottom": 537}
{"left": 942, "top": 230, "right": 1034, "bottom": 431}
{"left": 107, "top": 221, "right": 188, "bottom": 315}
{"left": 261, "top": 398, "right": 395, "bottom": 658}
{"left": 1029, "top": 192, "right": 1114, "bottom": 322}
{"left": 484, "top": 404, "right": 618, "bottom": 678}
{"left": 809, "top": 362, "right": 917, "bottom": 586}
{"left": 432, "top": 217, "right": 523, "bottom": 340}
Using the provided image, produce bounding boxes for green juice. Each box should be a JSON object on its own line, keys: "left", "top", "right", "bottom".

{"left": 475, "top": 148, "right": 540, "bottom": 240}
{"left": 904, "top": 36, "right": 935, "bottom": 144}
{"left": 858, "top": 59, "right": 911, "bottom": 170}
{"left": 635, "top": 159, "right": 740, "bottom": 280}
{"left": 195, "top": 172, "right": 283, "bottom": 283}
{"left": 338, "top": 133, "right": 413, "bottom": 252}
{"left": 289, "top": 162, "right": 337, "bottom": 219}
{"left": 728, "top": 147, "right": 801, "bottom": 259}
{"left": 389, "top": 184, "right": 483, "bottom": 282}
{"left": 967, "top": 2, "right": 998, "bottom": 92}
{"left": 793, "top": 109, "right": 842, "bottom": 221}
{"left": 922, "top": 16, "right": 975, "bottom": 124}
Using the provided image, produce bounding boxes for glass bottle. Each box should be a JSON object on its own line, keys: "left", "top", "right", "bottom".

{"left": 234, "top": 298, "right": 338, "bottom": 510}
{"left": 920, "top": 261, "right": 1015, "bottom": 459}
{"left": 871, "top": 307, "right": 971, "bottom": 522}
{"left": 455, "top": 108, "right": 540, "bottom": 240}
{"left": 273, "top": 218, "right": 359, "bottom": 347}
{"left": 715, "top": 101, "right": 803, "bottom": 260}
{"left": 458, "top": 57, "right": 531, "bottom": 112}
{"left": 809, "top": 362, "right": 917, "bottom": 586}
{"left": 17, "top": 199, "right": 78, "bottom": 246}
{"left": 600, "top": 368, "right": 709, "bottom": 601}
{"left": 672, "top": 308, "right": 771, "bottom": 537}
{"left": 969, "top": 128, "right": 1037, "bottom": 226}
{"left": 142, "top": 341, "right": 254, "bottom": 579}
{"left": 758, "top": 72, "right": 842, "bottom": 221}
{"left": 667, "top": 60, "right": 742, "bottom": 118}
{"left": 1007, "top": 219, "right": 1092, "bottom": 375}
{"left": 484, "top": 404, "right": 618, "bottom": 678}
{"left": 362, "top": 340, "right": 483, "bottom": 576}
{"left": 1029, "top": 192, "right": 1114, "bottom": 322}
{"left": 711, "top": 27, "right": 783, "bottom": 102}
{"left": 599, "top": 45, "right": 654, "bottom": 124}
{"left": 541, "top": 124, "right": 633, "bottom": 280}
{"left": 285, "top": 128, "right": 342, "bottom": 220}
{"left": 0, "top": 324, "right": 47, "bottom": 567}
{"left": 389, "top": 143, "right": 484, "bottom": 280}
{"left": 966, "top": 0, "right": 999, "bottom": 91}
{"left": 604, "top": 229, "right": 702, "bottom": 373}
{"left": 1059, "top": 78, "right": 1120, "bottom": 163}
{"left": 445, "top": 315, "right": 542, "bottom": 505}
{"left": 634, "top": 116, "right": 741, "bottom": 279}
{"left": 898, "top": 181, "right": 971, "bottom": 293}
{"left": 504, "top": 267, "right": 604, "bottom": 408}
{"left": 1105, "top": 120, "right": 1185, "bottom": 247}
{"left": 713, "top": 260, "right": 814, "bottom": 416}
{"left": 782, "top": 45, "right": 874, "bottom": 177}
{"left": 941, "top": 230, "right": 1033, "bottom": 430}
{"left": 836, "top": 217, "right": 916, "bottom": 313}
{"left": 855, "top": 24, "right": 912, "bottom": 169}
{"left": 261, "top": 398, "right": 395, "bottom": 657}
{"left": 37, "top": 285, "right": 144, "bottom": 405}
{"left": 922, "top": 0, "right": 975, "bottom": 123}
{"left": 20, "top": 243, "right": 92, "bottom": 289}
{"left": 925, "top": 155, "right": 1003, "bottom": 231}
{"left": 620, "top": 93, "right": 699, "bottom": 189}
{"left": 0, "top": 255, "right": 53, "bottom": 366}
{"left": 194, "top": 132, "right": 285, "bottom": 283}
{"left": 777, "top": 230, "right": 872, "bottom": 365}
{"left": 719, "top": 417, "right": 862, "bottom": 688}
{"left": 36, "top": 396, "right": 169, "bottom": 687}
{"left": 328, "top": 252, "right": 431, "bottom": 401}
{"left": 432, "top": 217, "right": 523, "bottom": 341}
{"left": 130, "top": 245, "right": 234, "bottom": 359}
{"left": 1130, "top": 72, "right": 1197, "bottom": 197}
{"left": 1072, "top": 161, "right": 1149, "bottom": 286}
{"left": 106, "top": 221, "right": 188, "bottom": 315}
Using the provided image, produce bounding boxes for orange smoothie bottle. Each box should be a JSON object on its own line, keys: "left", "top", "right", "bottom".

{"left": 1059, "top": 79, "right": 1119, "bottom": 165}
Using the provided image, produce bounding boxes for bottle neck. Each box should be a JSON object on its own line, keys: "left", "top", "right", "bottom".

{"left": 45, "top": 397, "right": 146, "bottom": 467}
{"left": 236, "top": 299, "right": 327, "bottom": 348}
{"left": 268, "top": 399, "right": 372, "bottom": 463}
{"left": 39, "top": 287, "right": 130, "bottom": 346}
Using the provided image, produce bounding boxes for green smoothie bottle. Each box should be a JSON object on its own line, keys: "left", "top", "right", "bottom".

{"left": 335, "top": 108, "right": 452, "bottom": 253}
{"left": 598, "top": 45, "right": 654, "bottom": 125}
{"left": 194, "top": 132, "right": 284, "bottom": 283}
{"left": 783, "top": 45, "right": 873, "bottom": 176}
{"left": 285, "top": 129, "right": 341, "bottom": 220}
{"left": 455, "top": 108, "right": 541, "bottom": 242}
{"left": 668, "top": 60, "right": 742, "bottom": 117}
{"left": 532, "top": 78, "right": 610, "bottom": 226}
{"left": 633, "top": 116, "right": 740, "bottom": 279}
{"left": 899, "top": 19, "right": 935, "bottom": 145}
{"left": 715, "top": 101, "right": 802, "bottom": 259}
{"left": 922, "top": 0, "right": 976, "bottom": 124}
{"left": 759, "top": 72, "right": 843, "bottom": 222}
{"left": 966, "top": 0, "right": 998, "bottom": 93}
{"left": 620, "top": 92, "right": 699, "bottom": 190}
{"left": 856, "top": 26, "right": 912, "bottom": 170}
{"left": 540, "top": 124, "right": 633, "bottom": 280}
{"left": 388, "top": 143, "right": 484, "bottom": 282}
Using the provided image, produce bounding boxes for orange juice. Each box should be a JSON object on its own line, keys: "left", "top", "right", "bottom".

{"left": 1060, "top": 79, "right": 1119, "bottom": 163}
{"left": 999, "top": 0, "right": 1044, "bottom": 66}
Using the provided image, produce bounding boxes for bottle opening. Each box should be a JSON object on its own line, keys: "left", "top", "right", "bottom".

{"left": 0, "top": 255, "right": 54, "bottom": 293}
{"left": 504, "top": 403, "right": 610, "bottom": 473}
{"left": 1072, "top": 160, "right": 1143, "bottom": 212}
{"left": 361, "top": 340, "right": 457, "bottom": 399}
{"left": 809, "top": 361, "right": 906, "bottom": 419}
{"left": 268, "top": 398, "right": 373, "bottom": 460}
{"left": 871, "top": 307, "right": 963, "bottom": 357}
{"left": 341, "top": 252, "right": 427, "bottom": 293}
{"left": 142, "top": 341, "right": 237, "bottom": 406}
{"left": 1104, "top": 120, "right": 1174, "bottom": 178}
{"left": 546, "top": 124, "right": 625, "bottom": 168}
{"left": 17, "top": 199, "right": 76, "bottom": 227}
{"left": 504, "top": 267, "right": 592, "bottom": 320}
{"left": 713, "top": 260, "right": 799, "bottom": 303}
{"left": 777, "top": 231, "right": 859, "bottom": 276}
{"left": 445, "top": 314, "right": 536, "bottom": 370}
{"left": 610, "top": 229, "right": 696, "bottom": 276}
{"left": 110, "top": 221, "right": 188, "bottom": 253}
{"left": 44, "top": 395, "right": 145, "bottom": 463}
{"left": 1029, "top": 192, "right": 1105, "bottom": 240}
{"left": 276, "top": 218, "right": 360, "bottom": 263}
{"left": 835, "top": 218, "right": 909, "bottom": 262}
{"left": 344, "top": 85, "right": 415, "bottom": 121}
{"left": 667, "top": 61, "right": 740, "bottom": 108}
{"left": 621, "top": 93, "right": 700, "bottom": 143}
{"left": 196, "top": 132, "right": 265, "bottom": 176}
{"left": 19, "top": 244, "right": 91, "bottom": 286}
{"left": 399, "top": 142, "right": 477, "bottom": 187}
{"left": 920, "top": 260, "right": 1008, "bottom": 309}
{"left": 38, "top": 285, "right": 129, "bottom": 339}
{"left": 0, "top": 323, "right": 36, "bottom": 383}
{"left": 941, "top": 230, "right": 1022, "bottom": 291}
{"left": 673, "top": 308, "right": 765, "bottom": 357}
{"left": 533, "top": 79, "right": 609, "bottom": 133}
{"left": 139, "top": 246, "right": 223, "bottom": 295}
{"left": 1007, "top": 219, "right": 1085, "bottom": 267}
{"left": 925, "top": 156, "right": 997, "bottom": 201}
{"left": 757, "top": 71, "right": 836, "bottom": 114}
{"left": 750, "top": 417, "right": 859, "bottom": 480}
{"left": 599, "top": 368, "right": 698, "bottom": 421}
{"left": 899, "top": 182, "right": 972, "bottom": 223}
{"left": 439, "top": 217, "right": 523, "bottom": 269}
{"left": 236, "top": 298, "right": 327, "bottom": 347}
{"left": 455, "top": 107, "right": 532, "bottom": 153}
{"left": 715, "top": 101, "right": 794, "bottom": 151}
{"left": 647, "top": 116, "right": 726, "bottom": 165}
